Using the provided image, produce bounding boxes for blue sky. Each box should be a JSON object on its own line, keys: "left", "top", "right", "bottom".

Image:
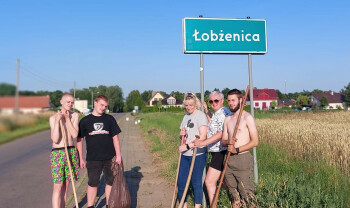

{"left": 0, "top": 0, "right": 349, "bottom": 97}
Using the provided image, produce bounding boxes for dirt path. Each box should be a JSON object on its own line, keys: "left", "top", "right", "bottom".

{"left": 68, "top": 114, "right": 172, "bottom": 208}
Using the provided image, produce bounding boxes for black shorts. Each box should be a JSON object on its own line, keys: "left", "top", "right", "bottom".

{"left": 209, "top": 151, "right": 227, "bottom": 171}
{"left": 86, "top": 159, "right": 114, "bottom": 187}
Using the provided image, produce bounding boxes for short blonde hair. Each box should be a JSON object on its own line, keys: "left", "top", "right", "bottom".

{"left": 61, "top": 93, "right": 74, "bottom": 100}
{"left": 183, "top": 91, "right": 202, "bottom": 110}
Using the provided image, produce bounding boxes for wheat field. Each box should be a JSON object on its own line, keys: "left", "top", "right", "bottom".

{"left": 257, "top": 111, "right": 350, "bottom": 176}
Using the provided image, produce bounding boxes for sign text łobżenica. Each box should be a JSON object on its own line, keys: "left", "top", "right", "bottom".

{"left": 192, "top": 29, "right": 260, "bottom": 42}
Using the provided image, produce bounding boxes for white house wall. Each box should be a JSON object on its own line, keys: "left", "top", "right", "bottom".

{"left": 0, "top": 108, "right": 45, "bottom": 115}
{"left": 149, "top": 93, "right": 164, "bottom": 106}
{"left": 74, "top": 100, "right": 88, "bottom": 113}
{"left": 247, "top": 100, "right": 277, "bottom": 110}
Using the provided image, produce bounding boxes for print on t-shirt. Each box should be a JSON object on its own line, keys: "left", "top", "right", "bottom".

{"left": 94, "top": 123, "right": 103, "bottom": 131}
{"left": 89, "top": 122, "right": 110, "bottom": 135}
{"left": 187, "top": 119, "right": 194, "bottom": 128}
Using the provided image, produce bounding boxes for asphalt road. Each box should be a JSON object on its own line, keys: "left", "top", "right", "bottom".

{"left": 0, "top": 113, "right": 125, "bottom": 208}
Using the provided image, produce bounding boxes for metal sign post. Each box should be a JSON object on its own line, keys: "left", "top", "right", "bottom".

{"left": 248, "top": 53, "right": 258, "bottom": 184}
{"left": 200, "top": 53, "right": 204, "bottom": 105}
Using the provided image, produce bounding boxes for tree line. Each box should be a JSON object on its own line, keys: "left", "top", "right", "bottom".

{"left": 0, "top": 83, "right": 124, "bottom": 112}
{"left": 2, "top": 82, "right": 350, "bottom": 112}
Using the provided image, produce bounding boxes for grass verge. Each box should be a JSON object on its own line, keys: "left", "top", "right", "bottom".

{"left": 0, "top": 115, "right": 50, "bottom": 145}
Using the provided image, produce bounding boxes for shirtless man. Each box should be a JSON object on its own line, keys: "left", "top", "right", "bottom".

{"left": 222, "top": 89, "right": 259, "bottom": 208}
{"left": 49, "top": 93, "right": 79, "bottom": 208}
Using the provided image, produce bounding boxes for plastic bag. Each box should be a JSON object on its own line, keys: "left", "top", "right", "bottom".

{"left": 108, "top": 157, "right": 131, "bottom": 208}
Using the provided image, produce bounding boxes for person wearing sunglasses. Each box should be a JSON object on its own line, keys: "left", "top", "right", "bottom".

{"left": 178, "top": 92, "right": 208, "bottom": 208}
{"left": 194, "top": 91, "right": 231, "bottom": 205}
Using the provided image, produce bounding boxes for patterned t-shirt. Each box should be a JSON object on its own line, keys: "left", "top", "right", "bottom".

{"left": 207, "top": 107, "right": 231, "bottom": 152}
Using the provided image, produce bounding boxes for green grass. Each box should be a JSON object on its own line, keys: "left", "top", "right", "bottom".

{"left": 0, "top": 116, "right": 50, "bottom": 145}
{"left": 256, "top": 142, "right": 350, "bottom": 207}
{"left": 137, "top": 111, "right": 350, "bottom": 207}
{"left": 0, "top": 113, "right": 86, "bottom": 146}
{"left": 137, "top": 112, "right": 183, "bottom": 179}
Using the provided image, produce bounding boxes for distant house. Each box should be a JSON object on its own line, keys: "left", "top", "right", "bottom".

{"left": 147, "top": 91, "right": 183, "bottom": 108}
{"left": 0, "top": 96, "right": 50, "bottom": 114}
{"left": 74, "top": 100, "right": 88, "bottom": 113}
{"left": 278, "top": 99, "right": 296, "bottom": 108}
{"left": 246, "top": 88, "right": 279, "bottom": 110}
{"left": 160, "top": 95, "right": 183, "bottom": 108}
{"left": 310, "top": 91, "right": 345, "bottom": 109}
{"left": 147, "top": 91, "right": 165, "bottom": 106}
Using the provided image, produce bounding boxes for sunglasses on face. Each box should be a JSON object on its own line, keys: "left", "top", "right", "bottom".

{"left": 209, "top": 99, "right": 220, "bottom": 104}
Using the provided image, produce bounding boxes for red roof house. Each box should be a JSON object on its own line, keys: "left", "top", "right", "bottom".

{"left": 0, "top": 96, "right": 50, "bottom": 114}
{"left": 246, "top": 88, "right": 279, "bottom": 110}
{"left": 310, "top": 91, "right": 345, "bottom": 109}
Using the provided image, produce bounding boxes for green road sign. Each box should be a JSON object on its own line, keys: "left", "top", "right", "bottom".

{"left": 183, "top": 18, "right": 267, "bottom": 54}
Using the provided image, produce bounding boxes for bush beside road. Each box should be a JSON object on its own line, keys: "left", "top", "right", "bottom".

{"left": 0, "top": 113, "right": 53, "bottom": 145}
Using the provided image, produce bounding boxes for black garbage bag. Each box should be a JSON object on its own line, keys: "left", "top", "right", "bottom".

{"left": 108, "top": 157, "right": 131, "bottom": 208}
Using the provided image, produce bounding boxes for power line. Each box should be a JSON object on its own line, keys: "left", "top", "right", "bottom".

{"left": 20, "top": 60, "right": 72, "bottom": 85}
{"left": 21, "top": 66, "right": 66, "bottom": 86}
{"left": 1, "top": 58, "right": 74, "bottom": 91}
{"left": 20, "top": 69, "right": 66, "bottom": 89}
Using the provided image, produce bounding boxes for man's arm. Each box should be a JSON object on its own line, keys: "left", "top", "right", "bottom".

{"left": 221, "top": 117, "right": 230, "bottom": 147}
{"left": 200, "top": 100, "right": 212, "bottom": 121}
{"left": 50, "top": 113, "right": 62, "bottom": 144}
{"left": 113, "top": 134, "right": 122, "bottom": 164}
{"left": 64, "top": 112, "right": 79, "bottom": 139}
{"left": 76, "top": 137, "right": 85, "bottom": 168}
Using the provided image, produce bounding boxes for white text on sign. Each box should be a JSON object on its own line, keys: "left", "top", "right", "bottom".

{"left": 192, "top": 29, "right": 260, "bottom": 42}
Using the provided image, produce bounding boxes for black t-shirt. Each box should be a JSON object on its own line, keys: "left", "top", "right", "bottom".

{"left": 78, "top": 113, "right": 121, "bottom": 161}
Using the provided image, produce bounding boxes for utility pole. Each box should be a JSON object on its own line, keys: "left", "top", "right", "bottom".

{"left": 91, "top": 91, "right": 93, "bottom": 109}
{"left": 198, "top": 14, "right": 207, "bottom": 208}
{"left": 73, "top": 81, "right": 76, "bottom": 110}
{"left": 285, "top": 80, "right": 287, "bottom": 98}
{"left": 15, "top": 59, "right": 20, "bottom": 114}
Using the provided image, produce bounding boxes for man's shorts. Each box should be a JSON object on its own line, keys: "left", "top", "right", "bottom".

{"left": 50, "top": 146, "right": 79, "bottom": 184}
{"left": 209, "top": 150, "right": 227, "bottom": 171}
{"left": 86, "top": 159, "right": 114, "bottom": 187}
{"left": 224, "top": 152, "right": 255, "bottom": 201}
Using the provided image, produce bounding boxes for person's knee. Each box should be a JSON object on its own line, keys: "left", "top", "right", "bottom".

{"left": 53, "top": 184, "right": 64, "bottom": 193}
{"left": 205, "top": 176, "right": 216, "bottom": 186}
